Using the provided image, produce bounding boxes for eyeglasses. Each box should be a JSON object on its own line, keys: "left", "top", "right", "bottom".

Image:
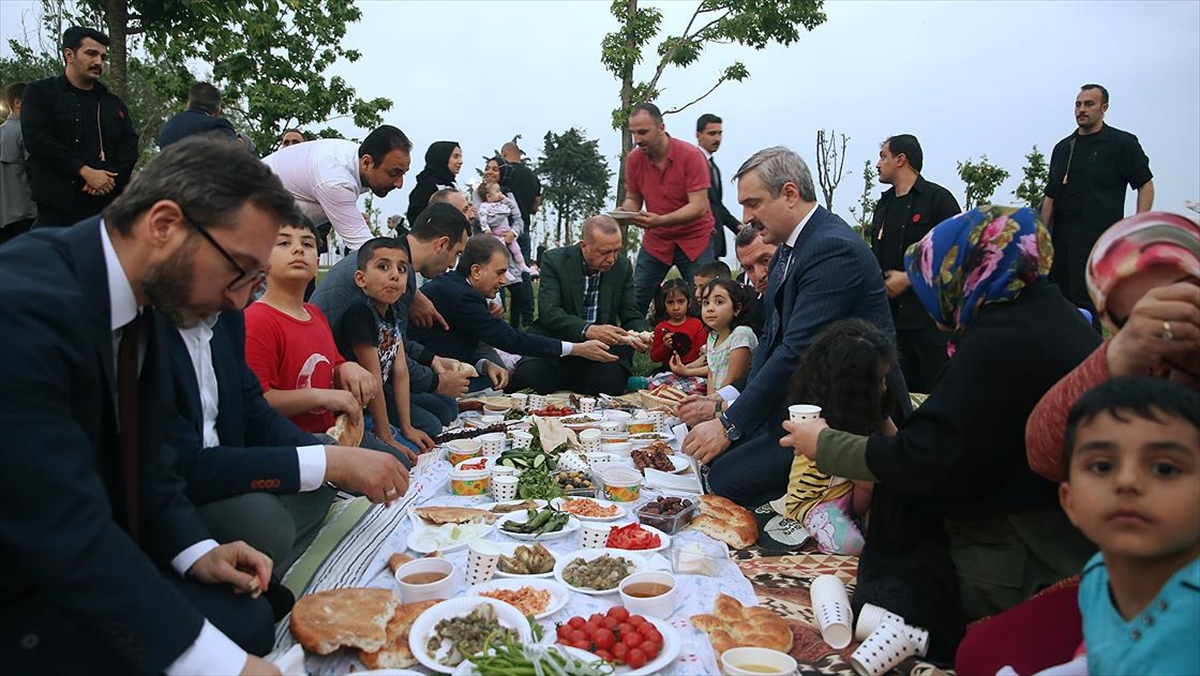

{"left": 180, "top": 208, "right": 268, "bottom": 293}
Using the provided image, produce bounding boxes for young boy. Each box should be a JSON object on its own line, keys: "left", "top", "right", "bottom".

{"left": 1059, "top": 376, "right": 1199, "bottom": 675}
{"left": 692, "top": 260, "right": 732, "bottom": 304}
{"left": 335, "top": 237, "right": 435, "bottom": 463}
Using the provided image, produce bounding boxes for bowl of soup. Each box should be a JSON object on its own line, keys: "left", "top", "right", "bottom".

{"left": 720, "top": 647, "right": 798, "bottom": 675}
{"left": 618, "top": 570, "right": 677, "bottom": 619}
{"left": 395, "top": 558, "right": 455, "bottom": 604}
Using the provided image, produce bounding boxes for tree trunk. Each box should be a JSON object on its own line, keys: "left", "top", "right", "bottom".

{"left": 102, "top": 0, "right": 128, "bottom": 99}
{"left": 614, "top": 0, "right": 635, "bottom": 211}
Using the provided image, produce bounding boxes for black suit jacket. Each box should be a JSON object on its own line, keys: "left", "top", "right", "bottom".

{"left": 0, "top": 218, "right": 212, "bottom": 671}
{"left": 157, "top": 107, "right": 238, "bottom": 149}
{"left": 164, "top": 311, "right": 320, "bottom": 504}
{"left": 706, "top": 155, "right": 742, "bottom": 256}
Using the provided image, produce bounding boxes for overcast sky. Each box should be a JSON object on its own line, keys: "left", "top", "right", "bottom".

{"left": 4, "top": 0, "right": 1198, "bottom": 245}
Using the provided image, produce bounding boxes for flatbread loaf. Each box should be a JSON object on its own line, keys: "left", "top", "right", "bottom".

{"left": 691, "top": 593, "right": 793, "bottom": 657}
{"left": 290, "top": 588, "right": 399, "bottom": 655}
{"left": 326, "top": 412, "right": 364, "bottom": 447}
{"left": 689, "top": 494, "right": 758, "bottom": 549}
{"left": 414, "top": 506, "right": 497, "bottom": 525}
{"left": 358, "top": 599, "right": 438, "bottom": 669}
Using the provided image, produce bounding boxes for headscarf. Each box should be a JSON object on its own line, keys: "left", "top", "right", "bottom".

{"left": 1085, "top": 211, "right": 1200, "bottom": 332}
{"left": 415, "top": 141, "right": 460, "bottom": 187}
{"left": 905, "top": 205, "right": 1052, "bottom": 355}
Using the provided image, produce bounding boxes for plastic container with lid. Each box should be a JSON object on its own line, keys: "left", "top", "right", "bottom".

{"left": 636, "top": 495, "right": 700, "bottom": 534}
{"left": 669, "top": 538, "right": 730, "bottom": 577}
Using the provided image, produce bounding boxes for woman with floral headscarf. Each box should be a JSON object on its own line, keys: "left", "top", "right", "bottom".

{"left": 1027, "top": 212, "right": 1200, "bottom": 483}
{"left": 782, "top": 206, "right": 1100, "bottom": 659}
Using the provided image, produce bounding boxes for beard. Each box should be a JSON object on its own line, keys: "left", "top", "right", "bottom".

{"left": 143, "top": 240, "right": 201, "bottom": 328}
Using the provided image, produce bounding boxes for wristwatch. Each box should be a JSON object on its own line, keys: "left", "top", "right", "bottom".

{"left": 718, "top": 412, "right": 741, "bottom": 441}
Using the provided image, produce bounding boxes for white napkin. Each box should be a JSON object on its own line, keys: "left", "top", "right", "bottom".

{"left": 644, "top": 467, "right": 703, "bottom": 495}
{"left": 672, "top": 423, "right": 703, "bottom": 477}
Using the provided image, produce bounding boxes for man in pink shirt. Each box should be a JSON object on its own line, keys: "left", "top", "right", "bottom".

{"left": 619, "top": 103, "right": 716, "bottom": 316}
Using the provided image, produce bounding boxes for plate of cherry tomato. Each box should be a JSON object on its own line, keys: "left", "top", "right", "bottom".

{"left": 555, "top": 606, "right": 680, "bottom": 675}
{"left": 529, "top": 404, "right": 576, "bottom": 417}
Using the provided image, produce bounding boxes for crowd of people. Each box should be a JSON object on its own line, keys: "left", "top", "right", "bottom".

{"left": 1, "top": 25, "right": 1196, "bottom": 676}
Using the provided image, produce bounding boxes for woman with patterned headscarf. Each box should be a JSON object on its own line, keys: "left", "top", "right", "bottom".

{"left": 1027, "top": 212, "right": 1200, "bottom": 482}
{"left": 782, "top": 206, "right": 1100, "bottom": 658}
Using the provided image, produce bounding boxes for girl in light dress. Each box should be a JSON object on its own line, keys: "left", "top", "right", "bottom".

{"left": 652, "top": 278, "right": 757, "bottom": 396}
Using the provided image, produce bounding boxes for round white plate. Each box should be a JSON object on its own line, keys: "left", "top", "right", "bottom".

{"left": 465, "top": 578, "right": 570, "bottom": 620}
{"left": 602, "top": 523, "right": 672, "bottom": 554}
{"left": 628, "top": 433, "right": 672, "bottom": 447}
{"left": 473, "top": 499, "right": 548, "bottom": 514}
{"left": 409, "top": 597, "right": 533, "bottom": 674}
{"left": 553, "top": 548, "right": 647, "bottom": 595}
{"left": 558, "top": 615, "right": 681, "bottom": 676}
{"left": 605, "top": 209, "right": 642, "bottom": 220}
{"left": 560, "top": 413, "right": 606, "bottom": 431}
{"left": 497, "top": 510, "right": 581, "bottom": 541}
{"left": 493, "top": 541, "right": 557, "bottom": 579}
{"left": 668, "top": 454, "right": 690, "bottom": 474}
{"left": 551, "top": 496, "right": 628, "bottom": 521}
{"left": 453, "top": 644, "right": 602, "bottom": 675}
{"left": 406, "top": 521, "right": 496, "bottom": 555}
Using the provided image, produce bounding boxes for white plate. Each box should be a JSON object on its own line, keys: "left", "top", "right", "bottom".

{"left": 628, "top": 433, "right": 672, "bottom": 447}
{"left": 553, "top": 548, "right": 647, "bottom": 595}
{"left": 406, "top": 521, "right": 496, "bottom": 555}
{"left": 602, "top": 523, "right": 672, "bottom": 554}
{"left": 453, "top": 644, "right": 602, "bottom": 675}
{"left": 551, "top": 496, "right": 628, "bottom": 522}
{"left": 605, "top": 209, "right": 642, "bottom": 220}
{"left": 409, "top": 597, "right": 533, "bottom": 674}
{"left": 465, "top": 578, "right": 570, "bottom": 619}
{"left": 473, "top": 499, "right": 548, "bottom": 515}
{"left": 497, "top": 510, "right": 581, "bottom": 541}
{"left": 560, "top": 413, "right": 606, "bottom": 431}
{"left": 493, "top": 541, "right": 557, "bottom": 578}
{"left": 558, "top": 615, "right": 681, "bottom": 676}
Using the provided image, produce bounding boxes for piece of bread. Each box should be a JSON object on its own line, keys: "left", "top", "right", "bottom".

{"left": 358, "top": 599, "right": 439, "bottom": 669}
{"left": 387, "top": 553, "right": 414, "bottom": 575}
{"left": 689, "top": 494, "right": 759, "bottom": 549}
{"left": 456, "top": 361, "right": 480, "bottom": 378}
{"left": 290, "top": 588, "right": 399, "bottom": 655}
{"left": 414, "top": 506, "right": 497, "bottom": 525}
{"left": 326, "top": 412, "right": 364, "bottom": 447}
{"left": 691, "top": 593, "right": 793, "bottom": 657}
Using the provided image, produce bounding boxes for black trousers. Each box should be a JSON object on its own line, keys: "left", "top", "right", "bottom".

{"left": 0, "top": 217, "right": 34, "bottom": 246}
{"left": 896, "top": 321, "right": 949, "bottom": 395}
{"left": 31, "top": 201, "right": 105, "bottom": 230}
{"left": 510, "top": 354, "right": 630, "bottom": 396}
{"left": 507, "top": 277, "right": 529, "bottom": 329}
{"left": 1049, "top": 220, "right": 1102, "bottom": 330}
{"left": 705, "top": 409, "right": 794, "bottom": 507}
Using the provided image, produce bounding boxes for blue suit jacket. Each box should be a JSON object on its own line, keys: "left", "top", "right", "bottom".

{"left": 164, "top": 310, "right": 320, "bottom": 504}
{"left": 728, "top": 205, "right": 905, "bottom": 434}
{"left": 157, "top": 107, "right": 237, "bottom": 149}
{"left": 0, "top": 217, "right": 213, "bottom": 671}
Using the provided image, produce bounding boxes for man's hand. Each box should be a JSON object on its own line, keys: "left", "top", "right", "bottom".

{"left": 401, "top": 425, "right": 435, "bottom": 454}
{"left": 630, "top": 333, "right": 652, "bottom": 352}
{"left": 482, "top": 361, "right": 510, "bottom": 390}
{"left": 628, "top": 211, "right": 664, "bottom": 229}
{"left": 336, "top": 362, "right": 377, "bottom": 406}
{"left": 436, "top": 368, "right": 471, "bottom": 397}
{"left": 410, "top": 291, "right": 449, "bottom": 331}
{"left": 1107, "top": 282, "right": 1200, "bottom": 378}
{"left": 79, "top": 166, "right": 117, "bottom": 194}
{"left": 586, "top": 324, "right": 629, "bottom": 347}
{"left": 678, "top": 393, "right": 721, "bottom": 427}
{"left": 240, "top": 656, "right": 282, "bottom": 675}
{"left": 319, "top": 389, "right": 365, "bottom": 422}
{"left": 883, "top": 270, "right": 910, "bottom": 299}
{"left": 488, "top": 300, "right": 506, "bottom": 318}
{"left": 682, "top": 418, "right": 731, "bottom": 465}
{"left": 190, "top": 541, "right": 273, "bottom": 598}
{"left": 573, "top": 340, "right": 618, "bottom": 363}
{"left": 325, "top": 445, "right": 410, "bottom": 504}
{"left": 779, "top": 418, "right": 828, "bottom": 461}
{"left": 430, "top": 356, "right": 455, "bottom": 374}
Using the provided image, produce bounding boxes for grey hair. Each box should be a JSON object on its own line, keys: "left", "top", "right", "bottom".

{"left": 733, "top": 223, "right": 762, "bottom": 249}
{"left": 582, "top": 215, "right": 621, "bottom": 242}
{"left": 733, "top": 146, "right": 817, "bottom": 202}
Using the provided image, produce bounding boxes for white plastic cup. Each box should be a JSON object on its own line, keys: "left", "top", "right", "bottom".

{"left": 579, "top": 397, "right": 596, "bottom": 413}
{"left": 580, "top": 522, "right": 613, "bottom": 548}
{"left": 905, "top": 624, "right": 930, "bottom": 658}
{"left": 465, "top": 540, "right": 501, "bottom": 585}
{"left": 510, "top": 393, "right": 529, "bottom": 411}
{"left": 528, "top": 394, "right": 547, "bottom": 410}
{"left": 722, "top": 647, "right": 799, "bottom": 676}
{"left": 854, "top": 603, "right": 905, "bottom": 642}
{"left": 479, "top": 432, "right": 506, "bottom": 457}
{"left": 788, "top": 404, "right": 823, "bottom": 425}
{"left": 490, "top": 464, "right": 516, "bottom": 478}
{"left": 578, "top": 428, "right": 602, "bottom": 453}
{"left": 646, "top": 409, "right": 666, "bottom": 433}
{"left": 810, "top": 574, "right": 854, "bottom": 649}
{"left": 491, "top": 475, "right": 518, "bottom": 501}
{"left": 850, "top": 621, "right": 917, "bottom": 676}
{"left": 510, "top": 430, "right": 533, "bottom": 449}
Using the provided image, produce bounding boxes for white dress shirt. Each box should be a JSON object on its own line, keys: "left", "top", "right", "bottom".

{"left": 262, "top": 139, "right": 373, "bottom": 251}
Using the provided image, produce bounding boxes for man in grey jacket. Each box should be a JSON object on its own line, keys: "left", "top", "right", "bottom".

{"left": 0, "top": 83, "right": 36, "bottom": 245}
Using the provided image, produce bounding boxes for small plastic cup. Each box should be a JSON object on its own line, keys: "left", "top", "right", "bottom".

{"left": 510, "top": 430, "right": 533, "bottom": 449}
{"left": 580, "top": 522, "right": 613, "bottom": 548}
{"left": 491, "top": 475, "right": 518, "bottom": 501}
{"left": 578, "top": 428, "right": 602, "bottom": 453}
{"left": 854, "top": 603, "right": 905, "bottom": 642}
{"left": 788, "top": 404, "right": 822, "bottom": 425}
{"left": 465, "top": 540, "right": 501, "bottom": 585}
{"left": 810, "top": 574, "right": 854, "bottom": 649}
{"left": 528, "top": 394, "right": 548, "bottom": 410}
{"left": 510, "top": 393, "right": 529, "bottom": 411}
{"left": 850, "top": 621, "right": 917, "bottom": 676}
{"left": 479, "top": 432, "right": 506, "bottom": 457}
{"left": 721, "top": 647, "right": 799, "bottom": 676}
{"left": 490, "top": 464, "right": 516, "bottom": 478}
{"left": 645, "top": 409, "right": 666, "bottom": 433}
{"left": 579, "top": 397, "right": 596, "bottom": 413}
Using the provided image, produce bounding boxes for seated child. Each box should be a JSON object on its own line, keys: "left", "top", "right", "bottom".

{"left": 772, "top": 319, "right": 899, "bottom": 556}
{"left": 692, "top": 260, "right": 732, "bottom": 305}
{"left": 648, "top": 279, "right": 706, "bottom": 381}
{"left": 650, "top": 278, "right": 756, "bottom": 395}
{"left": 1059, "top": 377, "right": 1199, "bottom": 675}
{"left": 244, "top": 220, "right": 419, "bottom": 466}
{"left": 475, "top": 181, "right": 530, "bottom": 273}
{"left": 334, "top": 237, "right": 438, "bottom": 464}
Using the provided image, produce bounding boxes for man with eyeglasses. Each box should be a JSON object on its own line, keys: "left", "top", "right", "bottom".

{"left": 0, "top": 136, "right": 295, "bottom": 674}
{"left": 510, "top": 215, "right": 651, "bottom": 395}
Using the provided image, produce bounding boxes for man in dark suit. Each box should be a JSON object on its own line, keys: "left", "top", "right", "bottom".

{"left": 511, "top": 215, "right": 650, "bottom": 395}
{"left": 682, "top": 146, "right": 908, "bottom": 506}
{"left": 165, "top": 310, "right": 409, "bottom": 572}
{"left": 158, "top": 82, "right": 238, "bottom": 149}
{"left": 696, "top": 113, "right": 742, "bottom": 258}
{"left": 0, "top": 137, "right": 294, "bottom": 673}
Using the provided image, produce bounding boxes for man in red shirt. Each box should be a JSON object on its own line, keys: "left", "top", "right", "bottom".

{"left": 619, "top": 103, "right": 715, "bottom": 316}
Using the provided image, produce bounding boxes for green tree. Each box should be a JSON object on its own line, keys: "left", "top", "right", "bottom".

{"left": 535, "top": 128, "right": 613, "bottom": 246}
{"left": 1013, "top": 145, "right": 1049, "bottom": 210}
{"left": 601, "top": 0, "right": 827, "bottom": 206}
{"left": 847, "top": 160, "right": 877, "bottom": 241}
{"left": 957, "top": 155, "right": 1010, "bottom": 209}
{"left": 815, "top": 128, "right": 848, "bottom": 211}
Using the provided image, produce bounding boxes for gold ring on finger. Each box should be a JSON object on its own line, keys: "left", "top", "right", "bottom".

{"left": 1161, "top": 321, "right": 1174, "bottom": 342}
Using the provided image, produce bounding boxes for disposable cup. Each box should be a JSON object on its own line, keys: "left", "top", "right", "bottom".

{"left": 579, "top": 397, "right": 596, "bottom": 413}
{"left": 646, "top": 409, "right": 666, "bottom": 433}
{"left": 578, "top": 428, "right": 602, "bottom": 453}
{"left": 509, "top": 430, "right": 533, "bottom": 449}
{"left": 479, "top": 432, "right": 506, "bottom": 457}
{"left": 854, "top": 603, "right": 905, "bottom": 642}
{"left": 789, "top": 404, "right": 823, "bottom": 425}
{"left": 850, "top": 621, "right": 917, "bottom": 676}
{"left": 510, "top": 393, "right": 529, "bottom": 411}
{"left": 465, "top": 540, "right": 501, "bottom": 585}
{"left": 528, "top": 394, "right": 548, "bottom": 410}
{"left": 580, "top": 522, "right": 613, "bottom": 548}
{"left": 810, "top": 574, "right": 853, "bottom": 649}
{"left": 491, "top": 475, "right": 518, "bottom": 501}
{"left": 490, "top": 464, "right": 516, "bottom": 478}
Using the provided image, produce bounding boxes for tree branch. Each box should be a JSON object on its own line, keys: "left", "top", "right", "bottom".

{"left": 663, "top": 75, "right": 728, "bottom": 116}
{"left": 644, "top": 3, "right": 704, "bottom": 100}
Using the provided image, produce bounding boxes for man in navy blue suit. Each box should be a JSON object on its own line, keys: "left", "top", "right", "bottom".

{"left": 0, "top": 136, "right": 293, "bottom": 673}
{"left": 157, "top": 82, "right": 238, "bottom": 149}
{"left": 682, "top": 146, "right": 907, "bottom": 507}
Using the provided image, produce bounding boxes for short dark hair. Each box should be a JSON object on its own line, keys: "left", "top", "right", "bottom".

{"left": 653, "top": 278, "right": 695, "bottom": 322}
{"left": 410, "top": 202, "right": 471, "bottom": 245}
{"left": 456, "top": 234, "right": 508, "bottom": 275}
{"left": 789, "top": 319, "right": 899, "bottom": 436}
{"left": 281, "top": 213, "right": 321, "bottom": 242}
{"left": 696, "top": 113, "right": 722, "bottom": 133}
{"left": 280, "top": 128, "right": 304, "bottom": 140}
{"left": 358, "top": 125, "right": 412, "bottom": 166}
{"left": 103, "top": 135, "right": 298, "bottom": 236}
{"left": 884, "top": 134, "right": 923, "bottom": 173}
{"left": 695, "top": 260, "right": 732, "bottom": 280}
{"left": 187, "top": 82, "right": 222, "bottom": 115}
{"left": 4, "top": 83, "right": 25, "bottom": 109}
{"left": 62, "top": 26, "right": 109, "bottom": 51}
{"left": 734, "top": 224, "right": 761, "bottom": 249}
{"left": 1062, "top": 377, "right": 1199, "bottom": 479}
{"left": 700, "top": 278, "right": 750, "bottom": 329}
{"left": 356, "top": 236, "right": 407, "bottom": 271}
{"left": 1080, "top": 83, "right": 1110, "bottom": 104}
{"left": 633, "top": 103, "right": 663, "bottom": 123}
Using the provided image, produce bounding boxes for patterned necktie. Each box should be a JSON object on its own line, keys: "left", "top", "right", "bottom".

{"left": 762, "top": 244, "right": 793, "bottom": 345}
{"left": 118, "top": 313, "right": 142, "bottom": 544}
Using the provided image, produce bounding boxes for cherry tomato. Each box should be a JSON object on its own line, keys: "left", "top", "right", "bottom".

{"left": 568, "top": 616, "right": 586, "bottom": 629}
{"left": 607, "top": 606, "right": 630, "bottom": 622}
{"left": 595, "top": 649, "right": 614, "bottom": 663}
{"left": 628, "top": 614, "right": 647, "bottom": 627}
{"left": 622, "top": 630, "right": 644, "bottom": 648}
{"left": 589, "top": 612, "right": 606, "bottom": 625}
{"left": 592, "top": 627, "right": 616, "bottom": 651}
{"left": 613, "top": 643, "right": 628, "bottom": 662}
{"left": 571, "top": 639, "right": 590, "bottom": 651}
{"left": 602, "top": 616, "right": 619, "bottom": 630}
{"left": 569, "top": 629, "right": 588, "bottom": 645}
{"left": 641, "top": 627, "right": 662, "bottom": 645}
{"left": 640, "top": 640, "right": 659, "bottom": 660}
{"left": 556, "top": 624, "right": 572, "bottom": 640}
{"left": 627, "top": 648, "right": 648, "bottom": 669}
